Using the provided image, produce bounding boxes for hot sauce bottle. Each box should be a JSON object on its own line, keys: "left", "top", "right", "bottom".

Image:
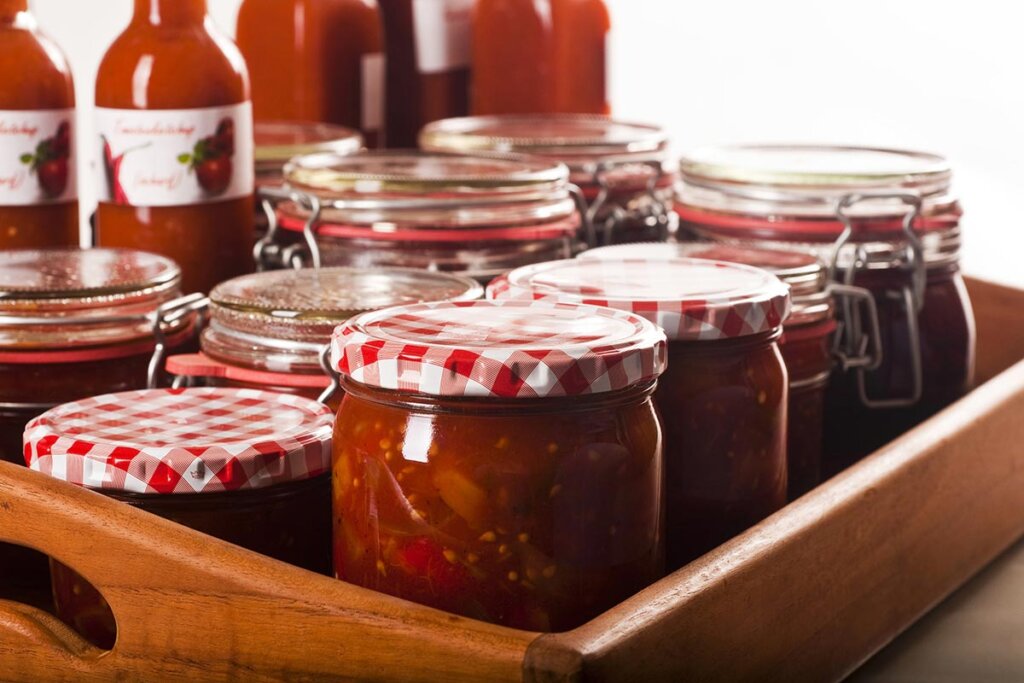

{"left": 95, "top": 0, "right": 255, "bottom": 294}
{"left": 472, "top": 0, "right": 611, "bottom": 116}
{"left": 237, "top": 0, "right": 383, "bottom": 147}
{"left": 377, "top": 0, "right": 473, "bottom": 148}
{"left": 0, "top": 0, "right": 78, "bottom": 248}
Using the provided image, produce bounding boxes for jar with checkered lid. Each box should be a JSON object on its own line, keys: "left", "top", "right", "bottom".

{"left": 165, "top": 267, "right": 482, "bottom": 408}
{"left": 581, "top": 242, "right": 838, "bottom": 499}
{"left": 490, "top": 257, "right": 792, "bottom": 570}
{"left": 255, "top": 150, "right": 586, "bottom": 283}
{"left": 676, "top": 144, "right": 975, "bottom": 469}
{"left": 330, "top": 299, "right": 667, "bottom": 631}
{"left": 420, "top": 115, "right": 676, "bottom": 246}
{"left": 23, "top": 387, "right": 335, "bottom": 649}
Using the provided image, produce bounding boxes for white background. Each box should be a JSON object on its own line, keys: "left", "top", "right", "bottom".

{"left": 32, "top": 0, "right": 1024, "bottom": 285}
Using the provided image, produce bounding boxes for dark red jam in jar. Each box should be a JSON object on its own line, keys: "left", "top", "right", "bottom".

{"left": 253, "top": 121, "right": 364, "bottom": 239}
{"left": 582, "top": 242, "right": 835, "bottom": 499}
{"left": 421, "top": 115, "right": 676, "bottom": 246}
{"left": 256, "top": 151, "right": 585, "bottom": 282}
{"left": 491, "top": 258, "right": 792, "bottom": 569}
{"left": 166, "top": 267, "right": 482, "bottom": 409}
{"left": 330, "top": 299, "right": 666, "bottom": 631}
{"left": 677, "top": 145, "right": 976, "bottom": 468}
{"left": 24, "top": 387, "right": 334, "bottom": 649}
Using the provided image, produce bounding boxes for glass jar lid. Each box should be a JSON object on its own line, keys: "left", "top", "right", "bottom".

{"left": 0, "top": 248, "right": 184, "bottom": 349}
{"left": 421, "top": 115, "right": 673, "bottom": 188}
{"left": 678, "top": 144, "right": 960, "bottom": 234}
{"left": 203, "top": 268, "right": 484, "bottom": 373}
{"left": 489, "top": 258, "right": 791, "bottom": 342}
{"left": 24, "top": 388, "right": 333, "bottom": 494}
{"left": 279, "top": 151, "right": 578, "bottom": 235}
{"left": 255, "top": 121, "right": 363, "bottom": 173}
{"left": 331, "top": 300, "right": 667, "bottom": 398}
{"left": 580, "top": 242, "right": 830, "bottom": 326}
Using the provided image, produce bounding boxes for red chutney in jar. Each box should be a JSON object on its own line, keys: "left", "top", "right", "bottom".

{"left": 24, "top": 387, "right": 334, "bottom": 649}
{"left": 491, "top": 258, "right": 792, "bottom": 569}
{"left": 677, "top": 144, "right": 976, "bottom": 468}
{"left": 166, "top": 267, "right": 482, "bottom": 409}
{"left": 421, "top": 115, "right": 677, "bottom": 246}
{"left": 581, "top": 242, "right": 835, "bottom": 499}
{"left": 262, "top": 151, "right": 584, "bottom": 283}
{"left": 94, "top": 0, "right": 254, "bottom": 295}
{"left": 0, "top": 248, "right": 197, "bottom": 598}
{"left": 330, "top": 299, "right": 666, "bottom": 631}
{"left": 0, "top": 0, "right": 78, "bottom": 249}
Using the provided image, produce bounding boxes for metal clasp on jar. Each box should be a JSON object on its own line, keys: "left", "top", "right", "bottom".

{"left": 254, "top": 185, "right": 323, "bottom": 271}
{"left": 586, "top": 160, "right": 673, "bottom": 246}
{"left": 147, "top": 293, "right": 209, "bottom": 388}
{"left": 831, "top": 193, "right": 926, "bottom": 409}
{"left": 318, "top": 343, "right": 342, "bottom": 406}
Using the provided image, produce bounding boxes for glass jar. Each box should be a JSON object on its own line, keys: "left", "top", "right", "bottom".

{"left": 421, "top": 115, "right": 676, "bottom": 246}
{"left": 257, "top": 151, "right": 587, "bottom": 283}
{"left": 24, "top": 387, "right": 334, "bottom": 649}
{"left": 490, "top": 258, "right": 791, "bottom": 569}
{"left": 677, "top": 144, "right": 976, "bottom": 469}
{"left": 377, "top": 0, "right": 472, "bottom": 148}
{"left": 166, "top": 267, "right": 482, "bottom": 408}
{"left": 330, "top": 299, "right": 666, "bottom": 631}
{"left": 471, "top": 0, "right": 610, "bottom": 116}
{"left": 581, "top": 242, "right": 838, "bottom": 498}
{"left": 0, "top": 248, "right": 201, "bottom": 597}
{"left": 254, "top": 121, "right": 364, "bottom": 236}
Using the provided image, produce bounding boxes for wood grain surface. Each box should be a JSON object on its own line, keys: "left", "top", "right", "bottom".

{"left": 0, "top": 277, "right": 1021, "bottom": 682}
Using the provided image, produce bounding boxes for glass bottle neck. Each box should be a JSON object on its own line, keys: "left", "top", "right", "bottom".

{"left": 0, "top": 0, "right": 28, "bottom": 23}
{"left": 133, "top": 0, "right": 206, "bottom": 26}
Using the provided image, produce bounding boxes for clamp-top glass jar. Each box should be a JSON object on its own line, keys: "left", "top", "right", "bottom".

{"left": 166, "top": 267, "right": 482, "bottom": 408}
{"left": 421, "top": 115, "right": 676, "bottom": 246}
{"left": 331, "top": 299, "right": 666, "bottom": 631}
{"left": 581, "top": 242, "right": 856, "bottom": 498}
{"left": 256, "top": 151, "right": 586, "bottom": 283}
{"left": 491, "top": 258, "right": 792, "bottom": 569}
{"left": 677, "top": 145, "right": 976, "bottom": 468}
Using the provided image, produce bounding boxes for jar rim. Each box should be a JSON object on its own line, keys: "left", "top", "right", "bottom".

{"left": 255, "top": 120, "right": 363, "bottom": 165}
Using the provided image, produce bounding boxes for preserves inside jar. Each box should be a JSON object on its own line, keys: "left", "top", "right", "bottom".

{"left": 421, "top": 115, "right": 675, "bottom": 245}
{"left": 265, "top": 151, "right": 583, "bottom": 281}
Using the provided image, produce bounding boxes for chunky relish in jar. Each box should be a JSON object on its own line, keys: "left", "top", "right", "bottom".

{"left": 421, "top": 115, "right": 675, "bottom": 245}
{"left": 166, "top": 267, "right": 482, "bottom": 408}
{"left": 0, "top": 248, "right": 200, "bottom": 597}
{"left": 331, "top": 299, "right": 666, "bottom": 631}
{"left": 257, "top": 151, "right": 585, "bottom": 282}
{"left": 677, "top": 144, "right": 976, "bottom": 467}
{"left": 492, "top": 258, "right": 791, "bottom": 568}
{"left": 582, "top": 242, "right": 836, "bottom": 498}
{"left": 25, "top": 387, "right": 334, "bottom": 649}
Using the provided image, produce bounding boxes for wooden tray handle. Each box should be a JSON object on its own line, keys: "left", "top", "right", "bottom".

{"left": 0, "top": 462, "right": 539, "bottom": 682}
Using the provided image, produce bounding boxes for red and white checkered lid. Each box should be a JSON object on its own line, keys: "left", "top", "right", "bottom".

{"left": 23, "top": 388, "right": 333, "bottom": 494}
{"left": 489, "top": 258, "right": 791, "bottom": 342}
{"left": 331, "top": 300, "right": 666, "bottom": 399}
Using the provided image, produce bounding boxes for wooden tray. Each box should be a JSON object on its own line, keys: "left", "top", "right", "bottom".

{"left": 2, "top": 276, "right": 1023, "bottom": 682}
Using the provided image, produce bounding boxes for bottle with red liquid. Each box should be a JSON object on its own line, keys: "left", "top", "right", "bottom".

{"left": 377, "top": 0, "right": 474, "bottom": 147}
{"left": 237, "top": 0, "right": 383, "bottom": 147}
{"left": 0, "top": 0, "right": 77, "bottom": 248}
{"left": 94, "top": 0, "right": 255, "bottom": 294}
{"left": 472, "top": 0, "right": 611, "bottom": 115}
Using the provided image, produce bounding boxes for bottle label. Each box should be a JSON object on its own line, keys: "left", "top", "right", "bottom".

{"left": 411, "top": 0, "right": 473, "bottom": 74}
{"left": 361, "top": 52, "right": 384, "bottom": 133}
{"left": 0, "top": 109, "right": 77, "bottom": 206}
{"left": 95, "top": 103, "right": 254, "bottom": 207}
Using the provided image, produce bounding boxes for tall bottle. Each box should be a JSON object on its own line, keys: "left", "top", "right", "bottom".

{"left": 95, "top": 0, "right": 254, "bottom": 294}
{"left": 472, "top": 0, "right": 610, "bottom": 116}
{"left": 237, "top": 0, "right": 382, "bottom": 147}
{"left": 377, "top": 0, "right": 473, "bottom": 148}
{"left": 0, "top": 0, "right": 77, "bottom": 248}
